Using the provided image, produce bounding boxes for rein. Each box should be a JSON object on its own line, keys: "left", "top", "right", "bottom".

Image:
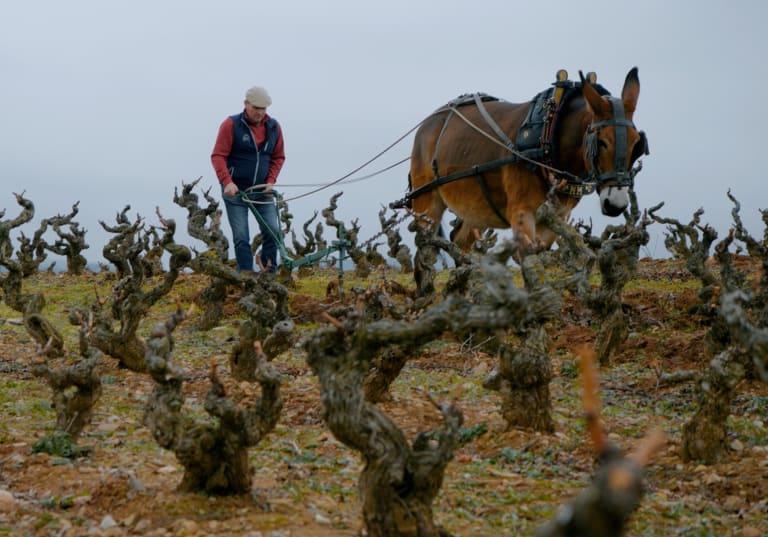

{"left": 274, "top": 120, "right": 423, "bottom": 204}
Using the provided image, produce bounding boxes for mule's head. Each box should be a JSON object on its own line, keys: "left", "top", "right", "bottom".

{"left": 581, "top": 68, "right": 649, "bottom": 217}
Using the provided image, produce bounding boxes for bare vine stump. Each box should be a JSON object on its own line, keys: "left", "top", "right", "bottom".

{"left": 348, "top": 246, "right": 373, "bottom": 279}
{"left": 184, "top": 253, "right": 293, "bottom": 378}
{"left": 680, "top": 347, "right": 745, "bottom": 463}
{"left": 173, "top": 178, "right": 231, "bottom": 329}
{"left": 590, "top": 216, "right": 649, "bottom": 366}
{"left": 0, "top": 251, "right": 64, "bottom": 357}
{"left": 649, "top": 205, "right": 719, "bottom": 315}
{"left": 305, "top": 316, "right": 461, "bottom": 537}
{"left": 728, "top": 190, "right": 768, "bottom": 327}
{"left": 493, "top": 326, "right": 554, "bottom": 432}
{"left": 88, "top": 325, "right": 149, "bottom": 373}
{"left": 380, "top": 206, "right": 413, "bottom": 273}
{"left": 679, "top": 220, "right": 768, "bottom": 463}
{"left": 197, "top": 277, "right": 228, "bottom": 331}
{"left": 230, "top": 321, "right": 269, "bottom": 381}
{"left": 229, "top": 319, "right": 295, "bottom": 380}
{"left": 30, "top": 323, "right": 103, "bottom": 452}
{"left": 25, "top": 312, "right": 65, "bottom": 358}
{"left": 479, "top": 248, "right": 558, "bottom": 432}
{"left": 187, "top": 251, "right": 241, "bottom": 328}
{"left": 413, "top": 243, "right": 438, "bottom": 297}
{"left": 288, "top": 209, "right": 320, "bottom": 262}
{"left": 676, "top": 192, "right": 768, "bottom": 462}
{"left": 44, "top": 202, "right": 89, "bottom": 275}
{"left": 230, "top": 274, "right": 291, "bottom": 381}
{"left": 326, "top": 275, "right": 414, "bottom": 403}
{"left": 80, "top": 209, "right": 190, "bottom": 372}
{"left": 144, "top": 307, "right": 282, "bottom": 495}
{"left": 17, "top": 218, "right": 50, "bottom": 277}
{"left": 0, "top": 192, "right": 34, "bottom": 259}
{"left": 330, "top": 209, "right": 383, "bottom": 279}
{"left": 411, "top": 217, "right": 439, "bottom": 297}
{"left": 362, "top": 345, "right": 409, "bottom": 403}
{"left": 538, "top": 190, "right": 651, "bottom": 367}
{"left": 394, "top": 245, "right": 414, "bottom": 273}
{"left": 303, "top": 265, "right": 548, "bottom": 534}
{"left": 594, "top": 308, "right": 629, "bottom": 368}
{"left": 262, "top": 319, "right": 295, "bottom": 360}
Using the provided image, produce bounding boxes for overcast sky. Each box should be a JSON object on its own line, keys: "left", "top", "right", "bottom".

{"left": 1, "top": 0, "right": 766, "bottom": 267}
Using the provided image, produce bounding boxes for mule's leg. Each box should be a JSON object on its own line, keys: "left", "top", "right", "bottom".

{"left": 450, "top": 220, "right": 487, "bottom": 251}
{"left": 451, "top": 209, "right": 535, "bottom": 253}
{"left": 510, "top": 209, "right": 538, "bottom": 251}
{"left": 535, "top": 226, "right": 561, "bottom": 251}
{"left": 509, "top": 207, "right": 573, "bottom": 255}
{"left": 515, "top": 198, "right": 577, "bottom": 252}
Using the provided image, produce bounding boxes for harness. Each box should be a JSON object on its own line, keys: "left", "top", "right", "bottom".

{"left": 391, "top": 71, "right": 649, "bottom": 215}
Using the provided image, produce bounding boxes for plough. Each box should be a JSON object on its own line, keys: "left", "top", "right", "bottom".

{"left": 238, "top": 189, "right": 351, "bottom": 284}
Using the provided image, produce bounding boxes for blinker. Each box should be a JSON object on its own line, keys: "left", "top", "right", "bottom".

{"left": 632, "top": 131, "right": 650, "bottom": 162}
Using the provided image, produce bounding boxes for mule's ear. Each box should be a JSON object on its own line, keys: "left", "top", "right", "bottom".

{"left": 580, "top": 70, "right": 610, "bottom": 118}
{"left": 622, "top": 67, "right": 640, "bottom": 117}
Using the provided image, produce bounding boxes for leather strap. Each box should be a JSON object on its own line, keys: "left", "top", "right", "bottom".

{"left": 475, "top": 172, "right": 510, "bottom": 227}
{"left": 473, "top": 93, "right": 515, "bottom": 149}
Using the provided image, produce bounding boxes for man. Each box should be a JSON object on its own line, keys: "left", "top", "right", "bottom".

{"left": 211, "top": 86, "right": 285, "bottom": 272}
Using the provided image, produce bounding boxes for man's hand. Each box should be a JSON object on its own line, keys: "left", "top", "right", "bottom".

{"left": 223, "top": 183, "right": 239, "bottom": 197}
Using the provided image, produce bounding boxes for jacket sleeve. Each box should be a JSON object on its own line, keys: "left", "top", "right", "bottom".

{"left": 211, "top": 118, "right": 234, "bottom": 187}
{"left": 266, "top": 123, "right": 285, "bottom": 184}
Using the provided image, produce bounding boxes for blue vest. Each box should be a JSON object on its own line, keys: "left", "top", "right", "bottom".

{"left": 226, "top": 113, "right": 279, "bottom": 189}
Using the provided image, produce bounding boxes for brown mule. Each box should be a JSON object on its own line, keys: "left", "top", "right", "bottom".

{"left": 406, "top": 68, "right": 647, "bottom": 253}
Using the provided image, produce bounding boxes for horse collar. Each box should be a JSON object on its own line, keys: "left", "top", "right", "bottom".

{"left": 554, "top": 176, "right": 596, "bottom": 198}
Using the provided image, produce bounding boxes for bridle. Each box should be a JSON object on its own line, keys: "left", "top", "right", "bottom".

{"left": 584, "top": 96, "right": 649, "bottom": 190}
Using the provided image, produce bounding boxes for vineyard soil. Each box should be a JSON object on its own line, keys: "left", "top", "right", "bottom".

{"left": 0, "top": 258, "right": 766, "bottom": 536}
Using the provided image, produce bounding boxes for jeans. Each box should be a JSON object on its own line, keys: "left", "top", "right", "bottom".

{"left": 222, "top": 189, "right": 281, "bottom": 272}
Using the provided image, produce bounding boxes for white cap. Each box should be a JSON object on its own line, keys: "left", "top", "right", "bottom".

{"left": 245, "top": 86, "right": 272, "bottom": 108}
